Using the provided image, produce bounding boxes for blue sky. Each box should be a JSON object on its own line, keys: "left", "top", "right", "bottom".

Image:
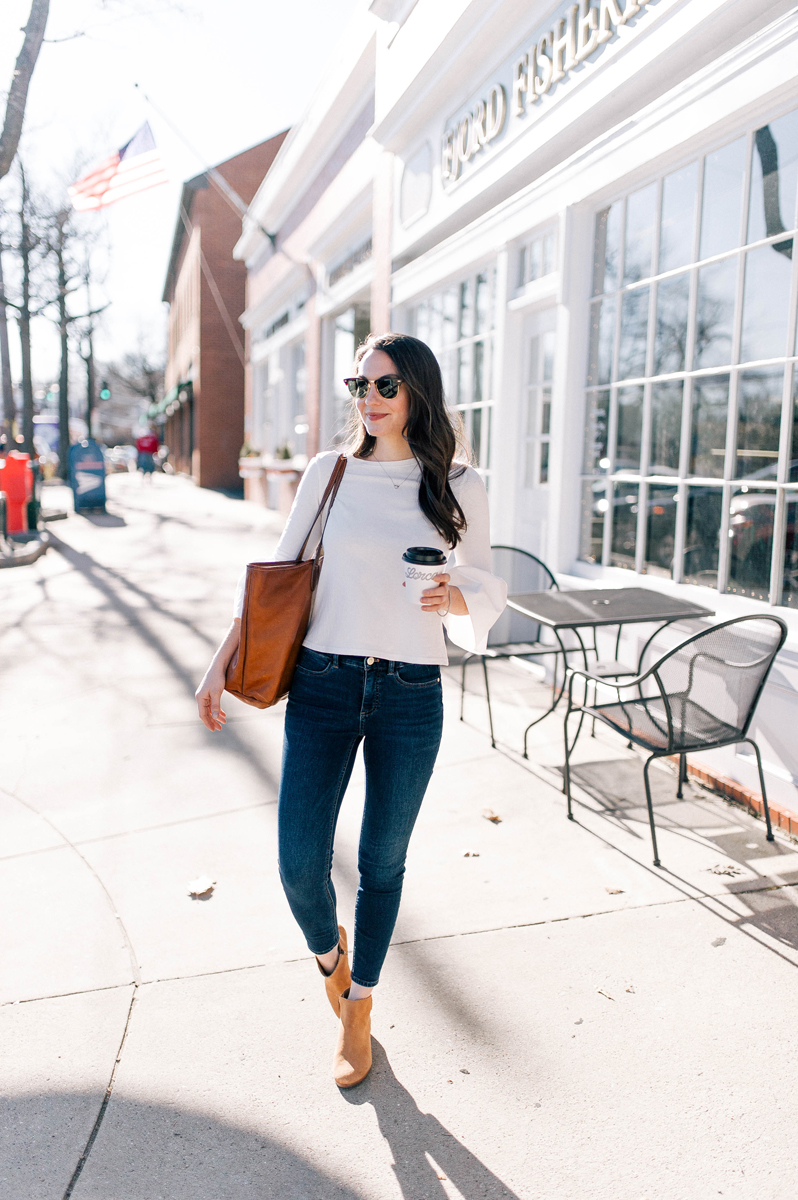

{"left": 0, "top": 0, "right": 365, "bottom": 377}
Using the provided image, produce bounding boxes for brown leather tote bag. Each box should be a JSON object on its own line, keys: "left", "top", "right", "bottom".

{"left": 225, "top": 455, "right": 347, "bottom": 709}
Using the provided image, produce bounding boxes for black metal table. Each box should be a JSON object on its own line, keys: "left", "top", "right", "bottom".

{"left": 506, "top": 586, "right": 715, "bottom": 754}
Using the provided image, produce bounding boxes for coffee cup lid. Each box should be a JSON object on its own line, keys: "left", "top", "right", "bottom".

{"left": 403, "top": 546, "right": 447, "bottom": 564}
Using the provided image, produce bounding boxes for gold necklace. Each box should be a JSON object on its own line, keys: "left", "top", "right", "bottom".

{"left": 372, "top": 455, "right": 419, "bottom": 490}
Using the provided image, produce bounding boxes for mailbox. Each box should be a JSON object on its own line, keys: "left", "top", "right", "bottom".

{"left": 68, "top": 439, "right": 107, "bottom": 513}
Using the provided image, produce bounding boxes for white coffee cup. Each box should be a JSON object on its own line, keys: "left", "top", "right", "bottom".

{"left": 402, "top": 546, "right": 448, "bottom": 607}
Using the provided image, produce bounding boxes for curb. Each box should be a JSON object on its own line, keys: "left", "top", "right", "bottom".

{"left": 0, "top": 531, "right": 50, "bottom": 569}
{"left": 670, "top": 754, "right": 798, "bottom": 840}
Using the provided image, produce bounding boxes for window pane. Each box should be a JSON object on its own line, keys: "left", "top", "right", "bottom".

{"left": 748, "top": 109, "right": 798, "bottom": 245}
{"left": 654, "top": 273, "right": 689, "bottom": 374}
{"left": 543, "top": 232, "right": 555, "bottom": 275}
{"left": 616, "top": 385, "right": 643, "bottom": 473}
{"left": 783, "top": 497, "right": 798, "bottom": 607}
{"left": 517, "top": 247, "right": 527, "bottom": 289}
{"left": 442, "top": 289, "right": 458, "bottom": 345}
{"left": 624, "top": 184, "right": 657, "bottom": 284}
{"left": 700, "top": 137, "right": 746, "bottom": 259}
{"left": 580, "top": 480, "right": 607, "bottom": 562}
{"left": 473, "top": 340, "right": 486, "bottom": 403}
{"left": 458, "top": 279, "right": 473, "bottom": 339}
{"left": 593, "top": 202, "right": 622, "bottom": 295}
{"left": 415, "top": 303, "right": 430, "bottom": 343}
{"left": 427, "top": 293, "right": 443, "bottom": 352}
{"left": 694, "top": 257, "right": 737, "bottom": 369}
{"left": 659, "top": 162, "right": 698, "bottom": 273}
{"left": 472, "top": 405, "right": 483, "bottom": 463}
{"left": 690, "top": 375, "right": 729, "bottom": 477}
{"left": 740, "top": 242, "right": 793, "bottom": 362}
{"left": 684, "top": 486, "right": 723, "bottom": 586}
{"left": 610, "top": 482, "right": 639, "bottom": 569}
{"left": 650, "top": 381, "right": 683, "bottom": 475}
{"left": 583, "top": 390, "right": 610, "bottom": 472}
{"left": 539, "top": 440, "right": 549, "bottom": 484}
{"left": 587, "top": 297, "right": 616, "bottom": 385}
{"left": 529, "top": 240, "right": 542, "bottom": 281}
{"left": 542, "top": 331, "right": 555, "bottom": 381}
{"left": 736, "top": 367, "right": 783, "bottom": 480}
{"left": 618, "top": 287, "right": 649, "bottom": 379}
{"left": 790, "top": 368, "right": 798, "bottom": 482}
{"left": 645, "top": 484, "right": 678, "bottom": 577}
{"left": 475, "top": 272, "right": 491, "bottom": 333}
{"left": 541, "top": 387, "right": 552, "bottom": 436}
{"left": 457, "top": 343, "right": 473, "bottom": 403}
{"left": 727, "top": 487, "right": 775, "bottom": 601}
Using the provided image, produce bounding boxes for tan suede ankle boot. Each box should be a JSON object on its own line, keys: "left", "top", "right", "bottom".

{"left": 333, "top": 989, "right": 373, "bottom": 1089}
{"left": 316, "top": 925, "right": 351, "bottom": 1017}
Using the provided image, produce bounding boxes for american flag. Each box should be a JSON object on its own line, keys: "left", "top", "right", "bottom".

{"left": 68, "top": 123, "right": 168, "bottom": 212}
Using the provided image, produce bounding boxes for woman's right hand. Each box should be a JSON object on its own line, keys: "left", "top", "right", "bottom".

{"left": 195, "top": 619, "right": 241, "bottom": 731}
{"left": 195, "top": 668, "right": 227, "bottom": 731}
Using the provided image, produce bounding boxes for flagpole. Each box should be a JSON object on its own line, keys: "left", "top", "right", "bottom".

{"left": 133, "top": 84, "right": 277, "bottom": 248}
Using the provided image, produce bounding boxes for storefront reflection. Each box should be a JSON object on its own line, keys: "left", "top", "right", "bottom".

{"left": 645, "top": 485, "right": 678, "bottom": 577}
{"left": 684, "top": 486, "right": 722, "bottom": 586}
{"left": 727, "top": 487, "right": 776, "bottom": 600}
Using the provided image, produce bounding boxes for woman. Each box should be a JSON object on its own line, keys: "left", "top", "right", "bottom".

{"left": 195, "top": 333, "right": 506, "bottom": 1088}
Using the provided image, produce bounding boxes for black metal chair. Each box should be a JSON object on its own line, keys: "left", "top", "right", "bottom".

{"left": 460, "top": 546, "right": 570, "bottom": 748}
{"left": 562, "top": 614, "right": 788, "bottom": 867}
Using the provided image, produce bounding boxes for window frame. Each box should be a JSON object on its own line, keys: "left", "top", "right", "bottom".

{"left": 581, "top": 114, "right": 798, "bottom": 605}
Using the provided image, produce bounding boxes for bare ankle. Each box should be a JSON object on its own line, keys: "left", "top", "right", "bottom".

{"left": 317, "top": 945, "right": 340, "bottom": 976}
{"left": 347, "top": 982, "right": 373, "bottom": 1002}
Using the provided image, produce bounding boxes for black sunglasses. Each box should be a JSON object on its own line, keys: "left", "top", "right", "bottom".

{"left": 343, "top": 375, "right": 403, "bottom": 400}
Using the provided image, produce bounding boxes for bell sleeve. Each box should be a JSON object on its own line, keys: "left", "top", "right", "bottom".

{"left": 232, "top": 455, "right": 330, "bottom": 618}
{"left": 443, "top": 467, "right": 507, "bottom": 653}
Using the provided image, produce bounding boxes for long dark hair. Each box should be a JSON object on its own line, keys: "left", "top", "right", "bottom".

{"left": 348, "top": 332, "right": 469, "bottom": 547}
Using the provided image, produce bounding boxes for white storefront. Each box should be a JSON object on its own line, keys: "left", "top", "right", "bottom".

{"left": 238, "top": 0, "right": 798, "bottom": 809}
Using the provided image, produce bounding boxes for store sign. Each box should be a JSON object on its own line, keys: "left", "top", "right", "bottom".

{"left": 442, "top": 0, "right": 658, "bottom": 184}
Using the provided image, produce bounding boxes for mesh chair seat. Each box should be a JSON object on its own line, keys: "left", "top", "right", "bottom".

{"left": 591, "top": 696, "right": 743, "bottom": 752}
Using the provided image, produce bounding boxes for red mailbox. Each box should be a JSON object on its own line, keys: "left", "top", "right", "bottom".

{"left": 1, "top": 452, "right": 33, "bottom": 533}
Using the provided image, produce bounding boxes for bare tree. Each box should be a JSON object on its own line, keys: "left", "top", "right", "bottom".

{"left": 0, "top": 237, "right": 14, "bottom": 449}
{"left": 1, "top": 165, "right": 48, "bottom": 458}
{"left": 0, "top": 2, "right": 50, "bottom": 184}
{"left": 42, "top": 204, "right": 106, "bottom": 468}
{"left": 113, "top": 342, "right": 165, "bottom": 409}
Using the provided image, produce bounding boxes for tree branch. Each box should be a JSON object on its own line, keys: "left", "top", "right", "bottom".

{"left": 0, "top": 1, "right": 51, "bottom": 183}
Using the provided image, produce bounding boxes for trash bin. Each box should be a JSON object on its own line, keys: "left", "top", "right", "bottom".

{"left": 68, "top": 439, "right": 107, "bottom": 513}
{"left": 0, "top": 452, "right": 33, "bottom": 533}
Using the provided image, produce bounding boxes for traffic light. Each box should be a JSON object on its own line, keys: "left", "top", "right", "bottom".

{"left": 99, "top": 380, "right": 111, "bottom": 401}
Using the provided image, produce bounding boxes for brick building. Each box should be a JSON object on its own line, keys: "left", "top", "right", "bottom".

{"left": 160, "top": 132, "right": 287, "bottom": 490}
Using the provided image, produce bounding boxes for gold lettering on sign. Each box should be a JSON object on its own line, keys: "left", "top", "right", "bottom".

{"left": 535, "top": 32, "right": 554, "bottom": 96}
{"left": 441, "top": 0, "right": 655, "bottom": 183}
{"left": 512, "top": 54, "right": 528, "bottom": 115}
{"left": 442, "top": 84, "right": 507, "bottom": 181}
{"left": 551, "top": 6, "right": 577, "bottom": 83}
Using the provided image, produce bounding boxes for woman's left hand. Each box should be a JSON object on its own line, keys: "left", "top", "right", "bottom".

{"left": 422, "top": 573, "right": 468, "bottom": 616}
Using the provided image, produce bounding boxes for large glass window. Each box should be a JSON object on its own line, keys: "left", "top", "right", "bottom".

{"left": 524, "top": 331, "right": 554, "bottom": 486}
{"left": 411, "top": 267, "right": 497, "bottom": 475}
{"left": 583, "top": 105, "right": 798, "bottom": 605}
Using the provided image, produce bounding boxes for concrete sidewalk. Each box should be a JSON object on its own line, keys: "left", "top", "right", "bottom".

{"left": 2, "top": 472, "right": 797, "bottom": 1200}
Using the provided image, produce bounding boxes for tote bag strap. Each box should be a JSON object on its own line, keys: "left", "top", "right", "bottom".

{"left": 295, "top": 454, "right": 348, "bottom": 563}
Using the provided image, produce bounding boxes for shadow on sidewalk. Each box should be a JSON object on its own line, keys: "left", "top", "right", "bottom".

{"left": 1, "top": 1091, "right": 369, "bottom": 1199}
{"left": 341, "top": 1040, "right": 521, "bottom": 1199}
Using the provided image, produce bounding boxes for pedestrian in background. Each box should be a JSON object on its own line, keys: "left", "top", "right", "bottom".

{"left": 195, "top": 333, "right": 506, "bottom": 1088}
{"left": 136, "top": 426, "right": 160, "bottom": 480}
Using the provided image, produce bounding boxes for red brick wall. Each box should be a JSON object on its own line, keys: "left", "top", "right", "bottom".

{"left": 165, "top": 131, "right": 288, "bottom": 491}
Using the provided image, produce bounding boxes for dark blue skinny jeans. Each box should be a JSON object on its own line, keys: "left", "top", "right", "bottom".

{"left": 278, "top": 647, "right": 444, "bottom": 987}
